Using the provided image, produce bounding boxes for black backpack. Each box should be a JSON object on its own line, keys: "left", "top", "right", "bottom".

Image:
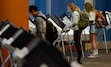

{"left": 37, "top": 16, "right": 58, "bottom": 44}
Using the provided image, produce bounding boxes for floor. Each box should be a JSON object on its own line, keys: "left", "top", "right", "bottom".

{"left": 66, "top": 49, "right": 111, "bottom": 67}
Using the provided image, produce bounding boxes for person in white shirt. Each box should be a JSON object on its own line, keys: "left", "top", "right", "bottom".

{"left": 85, "top": 2, "right": 99, "bottom": 58}
{"left": 67, "top": 2, "right": 82, "bottom": 64}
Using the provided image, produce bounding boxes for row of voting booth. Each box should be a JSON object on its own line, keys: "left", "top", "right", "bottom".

{"left": 29, "top": 13, "right": 85, "bottom": 60}
{"left": 1, "top": 11, "right": 111, "bottom": 67}
{"left": 29, "top": 11, "right": 111, "bottom": 58}
{"left": 0, "top": 20, "right": 71, "bottom": 67}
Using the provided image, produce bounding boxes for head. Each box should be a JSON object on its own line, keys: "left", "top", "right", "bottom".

{"left": 67, "top": 2, "right": 80, "bottom": 13}
{"left": 29, "top": 5, "right": 38, "bottom": 16}
{"left": 84, "top": 2, "right": 95, "bottom": 13}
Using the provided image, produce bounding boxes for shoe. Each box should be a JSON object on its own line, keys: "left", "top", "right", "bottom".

{"left": 78, "top": 60, "right": 82, "bottom": 64}
{"left": 89, "top": 50, "right": 93, "bottom": 55}
{"left": 95, "top": 54, "right": 99, "bottom": 57}
{"left": 88, "top": 55, "right": 96, "bottom": 58}
{"left": 75, "top": 59, "right": 82, "bottom": 64}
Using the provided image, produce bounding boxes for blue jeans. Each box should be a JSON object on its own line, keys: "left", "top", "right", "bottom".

{"left": 89, "top": 23, "right": 97, "bottom": 33}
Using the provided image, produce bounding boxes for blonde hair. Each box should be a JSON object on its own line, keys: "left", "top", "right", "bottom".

{"left": 67, "top": 2, "right": 80, "bottom": 12}
{"left": 84, "top": 2, "right": 95, "bottom": 13}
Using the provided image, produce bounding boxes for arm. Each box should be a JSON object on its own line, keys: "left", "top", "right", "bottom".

{"left": 71, "top": 11, "right": 80, "bottom": 25}
{"left": 71, "top": 11, "right": 80, "bottom": 30}
{"left": 35, "top": 17, "right": 44, "bottom": 37}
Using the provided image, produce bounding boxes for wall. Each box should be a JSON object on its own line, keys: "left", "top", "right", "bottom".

{"left": 0, "top": 0, "right": 28, "bottom": 31}
{"left": 0, "top": 0, "right": 28, "bottom": 67}
{"left": 51, "top": 0, "right": 84, "bottom": 16}
{"left": 35, "top": 0, "right": 46, "bottom": 15}
{"left": 33, "top": 0, "right": 84, "bottom": 16}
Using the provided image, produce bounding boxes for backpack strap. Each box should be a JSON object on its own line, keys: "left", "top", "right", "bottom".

{"left": 34, "top": 15, "right": 47, "bottom": 27}
{"left": 32, "top": 15, "right": 47, "bottom": 37}
{"left": 37, "top": 16, "right": 47, "bottom": 22}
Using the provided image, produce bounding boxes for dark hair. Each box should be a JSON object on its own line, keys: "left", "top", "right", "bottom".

{"left": 29, "top": 5, "right": 38, "bottom": 12}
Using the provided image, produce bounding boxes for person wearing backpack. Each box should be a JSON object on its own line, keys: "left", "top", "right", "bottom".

{"left": 29, "top": 5, "right": 58, "bottom": 44}
{"left": 29, "top": 5, "right": 46, "bottom": 38}
{"left": 67, "top": 2, "right": 82, "bottom": 64}
{"left": 85, "top": 2, "right": 99, "bottom": 58}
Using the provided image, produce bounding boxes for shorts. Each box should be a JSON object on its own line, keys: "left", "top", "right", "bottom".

{"left": 89, "top": 23, "right": 97, "bottom": 33}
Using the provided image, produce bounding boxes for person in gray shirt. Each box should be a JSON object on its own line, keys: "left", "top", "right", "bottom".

{"left": 29, "top": 5, "right": 46, "bottom": 38}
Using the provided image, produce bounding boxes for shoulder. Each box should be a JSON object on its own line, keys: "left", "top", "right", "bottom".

{"left": 72, "top": 11, "right": 79, "bottom": 16}
{"left": 89, "top": 11, "right": 95, "bottom": 15}
{"left": 38, "top": 11, "right": 46, "bottom": 18}
{"left": 74, "top": 11, "right": 79, "bottom": 14}
{"left": 35, "top": 14, "right": 46, "bottom": 22}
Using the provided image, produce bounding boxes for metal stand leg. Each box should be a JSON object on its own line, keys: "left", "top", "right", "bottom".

{"left": 1, "top": 54, "right": 11, "bottom": 67}
{"left": 68, "top": 40, "right": 74, "bottom": 60}
{"left": 102, "top": 27, "right": 108, "bottom": 54}
{"left": 1, "top": 50, "right": 14, "bottom": 67}
{"left": 61, "top": 34, "right": 66, "bottom": 55}
{"left": 53, "top": 31, "right": 67, "bottom": 56}
{"left": 81, "top": 30, "right": 88, "bottom": 57}
{"left": 53, "top": 30, "right": 73, "bottom": 56}
{"left": 80, "top": 39, "right": 84, "bottom": 57}
{"left": 0, "top": 49, "right": 3, "bottom": 64}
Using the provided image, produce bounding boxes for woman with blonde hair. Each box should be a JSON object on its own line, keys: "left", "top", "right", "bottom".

{"left": 84, "top": 2, "right": 99, "bottom": 58}
{"left": 67, "top": 2, "right": 82, "bottom": 64}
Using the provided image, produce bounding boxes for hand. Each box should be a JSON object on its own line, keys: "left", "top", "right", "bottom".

{"left": 101, "top": 25, "right": 105, "bottom": 27}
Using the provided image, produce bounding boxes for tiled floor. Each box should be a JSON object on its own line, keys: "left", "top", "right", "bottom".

{"left": 66, "top": 49, "right": 111, "bottom": 67}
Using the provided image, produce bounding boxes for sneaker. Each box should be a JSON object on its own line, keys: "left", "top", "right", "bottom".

{"left": 75, "top": 59, "right": 82, "bottom": 64}
{"left": 95, "top": 54, "right": 99, "bottom": 57}
{"left": 78, "top": 60, "right": 82, "bottom": 64}
{"left": 88, "top": 55, "right": 96, "bottom": 58}
{"left": 89, "top": 50, "right": 93, "bottom": 55}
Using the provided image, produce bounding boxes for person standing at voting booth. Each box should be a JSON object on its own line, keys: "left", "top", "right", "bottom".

{"left": 29, "top": 5, "right": 46, "bottom": 38}
{"left": 84, "top": 2, "right": 99, "bottom": 58}
{"left": 67, "top": 2, "right": 82, "bottom": 64}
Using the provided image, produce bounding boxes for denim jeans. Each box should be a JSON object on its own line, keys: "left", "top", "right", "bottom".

{"left": 89, "top": 23, "right": 97, "bottom": 33}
